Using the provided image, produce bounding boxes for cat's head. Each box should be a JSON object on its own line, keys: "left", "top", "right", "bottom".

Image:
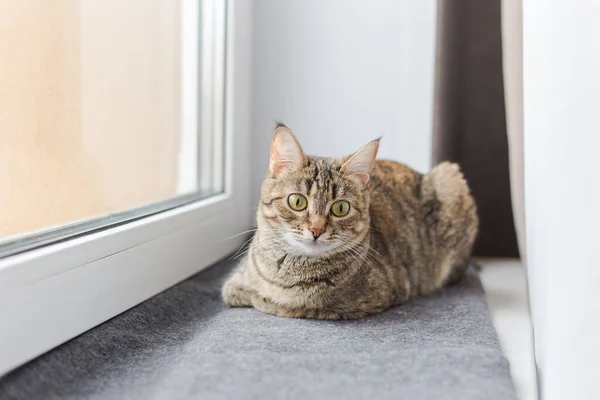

{"left": 258, "top": 123, "right": 380, "bottom": 257}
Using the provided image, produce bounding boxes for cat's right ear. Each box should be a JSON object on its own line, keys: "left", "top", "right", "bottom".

{"left": 269, "top": 125, "right": 306, "bottom": 177}
{"left": 340, "top": 137, "right": 381, "bottom": 185}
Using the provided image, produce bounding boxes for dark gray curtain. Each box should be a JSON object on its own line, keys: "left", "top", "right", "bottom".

{"left": 433, "top": 0, "right": 519, "bottom": 258}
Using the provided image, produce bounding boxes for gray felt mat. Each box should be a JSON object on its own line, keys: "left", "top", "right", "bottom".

{"left": 0, "top": 259, "right": 516, "bottom": 400}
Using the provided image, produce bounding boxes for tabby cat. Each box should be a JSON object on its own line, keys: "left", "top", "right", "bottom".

{"left": 222, "top": 124, "right": 478, "bottom": 320}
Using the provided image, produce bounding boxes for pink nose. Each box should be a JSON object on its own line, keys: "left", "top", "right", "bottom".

{"left": 310, "top": 227, "right": 324, "bottom": 239}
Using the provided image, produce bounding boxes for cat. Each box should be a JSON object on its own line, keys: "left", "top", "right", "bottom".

{"left": 222, "top": 123, "right": 478, "bottom": 320}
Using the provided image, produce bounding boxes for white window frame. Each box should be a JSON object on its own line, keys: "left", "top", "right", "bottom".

{"left": 0, "top": 0, "right": 253, "bottom": 376}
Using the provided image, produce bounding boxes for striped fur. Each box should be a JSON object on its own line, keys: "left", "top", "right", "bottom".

{"left": 222, "top": 125, "right": 478, "bottom": 320}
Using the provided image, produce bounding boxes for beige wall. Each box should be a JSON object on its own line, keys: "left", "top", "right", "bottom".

{"left": 0, "top": 1, "right": 182, "bottom": 240}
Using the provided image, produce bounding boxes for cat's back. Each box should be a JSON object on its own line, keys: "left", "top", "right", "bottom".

{"left": 369, "top": 159, "right": 423, "bottom": 203}
{"left": 367, "top": 159, "right": 423, "bottom": 253}
{"left": 368, "top": 158, "right": 478, "bottom": 295}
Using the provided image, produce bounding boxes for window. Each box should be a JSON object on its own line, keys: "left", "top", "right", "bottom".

{"left": 0, "top": 0, "right": 252, "bottom": 375}
{"left": 0, "top": 0, "right": 226, "bottom": 256}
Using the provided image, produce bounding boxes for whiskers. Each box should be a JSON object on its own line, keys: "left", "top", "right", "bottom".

{"left": 216, "top": 228, "right": 259, "bottom": 243}
{"left": 229, "top": 235, "right": 255, "bottom": 260}
{"left": 333, "top": 234, "right": 390, "bottom": 276}
{"left": 228, "top": 228, "right": 286, "bottom": 260}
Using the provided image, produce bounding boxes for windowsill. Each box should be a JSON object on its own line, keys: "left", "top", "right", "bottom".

{"left": 1, "top": 258, "right": 517, "bottom": 398}
{"left": 479, "top": 258, "right": 538, "bottom": 400}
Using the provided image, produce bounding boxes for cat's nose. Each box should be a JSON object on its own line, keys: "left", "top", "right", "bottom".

{"left": 310, "top": 227, "right": 324, "bottom": 240}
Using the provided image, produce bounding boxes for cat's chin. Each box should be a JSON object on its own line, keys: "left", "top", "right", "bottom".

{"left": 287, "top": 238, "right": 337, "bottom": 258}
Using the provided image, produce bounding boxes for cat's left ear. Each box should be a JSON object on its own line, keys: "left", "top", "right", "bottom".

{"left": 269, "top": 124, "right": 306, "bottom": 177}
{"left": 340, "top": 138, "right": 381, "bottom": 185}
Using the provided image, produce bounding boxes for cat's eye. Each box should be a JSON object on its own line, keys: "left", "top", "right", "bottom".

{"left": 287, "top": 194, "right": 308, "bottom": 211}
{"left": 331, "top": 200, "right": 350, "bottom": 217}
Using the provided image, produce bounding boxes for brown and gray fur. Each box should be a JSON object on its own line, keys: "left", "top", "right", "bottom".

{"left": 222, "top": 124, "right": 478, "bottom": 320}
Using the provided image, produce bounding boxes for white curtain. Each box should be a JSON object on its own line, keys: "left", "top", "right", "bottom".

{"left": 502, "top": 1, "right": 600, "bottom": 399}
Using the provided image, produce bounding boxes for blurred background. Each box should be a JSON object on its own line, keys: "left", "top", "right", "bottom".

{"left": 0, "top": 0, "right": 518, "bottom": 259}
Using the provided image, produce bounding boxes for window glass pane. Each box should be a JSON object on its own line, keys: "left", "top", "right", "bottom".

{"left": 0, "top": 0, "right": 225, "bottom": 249}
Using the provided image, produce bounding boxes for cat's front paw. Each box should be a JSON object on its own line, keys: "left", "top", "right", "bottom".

{"left": 250, "top": 293, "right": 289, "bottom": 316}
{"left": 250, "top": 294, "right": 352, "bottom": 320}
{"left": 222, "top": 279, "right": 252, "bottom": 307}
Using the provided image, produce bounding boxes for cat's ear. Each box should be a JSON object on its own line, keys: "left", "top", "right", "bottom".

{"left": 269, "top": 124, "right": 306, "bottom": 176}
{"left": 340, "top": 138, "right": 381, "bottom": 185}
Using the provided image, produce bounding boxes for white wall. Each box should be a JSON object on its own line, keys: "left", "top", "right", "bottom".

{"left": 251, "top": 0, "right": 437, "bottom": 200}
{"left": 523, "top": 1, "right": 600, "bottom": 398}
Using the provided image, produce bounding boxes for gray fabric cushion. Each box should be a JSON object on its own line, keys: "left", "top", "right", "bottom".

{"left": 0, "top": 259, "right": 516, "bottom": 400}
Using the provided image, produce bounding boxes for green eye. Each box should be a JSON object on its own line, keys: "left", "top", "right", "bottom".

{"left": 287, "top": 194, "right": 308, "bottom": 211}
{"left": 331, "top": 200, "right": 350, "bottom": 217}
